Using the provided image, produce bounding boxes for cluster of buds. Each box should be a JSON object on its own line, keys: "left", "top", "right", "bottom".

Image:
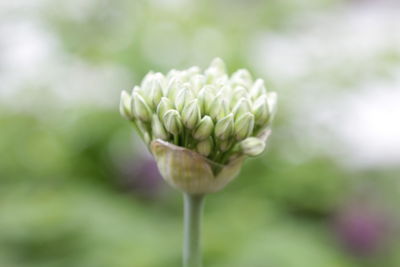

{"left": 120, "top": 58, "right": 277, "bottom": 194}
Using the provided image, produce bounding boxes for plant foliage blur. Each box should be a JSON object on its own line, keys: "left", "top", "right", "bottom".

{"left": 1, "top": 0, "right": 400, "bottom": 266}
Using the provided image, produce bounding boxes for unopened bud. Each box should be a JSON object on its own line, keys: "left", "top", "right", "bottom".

{"left": 219, "top": 140, "right": 231, "bottom": 152}
{"left": 140, "top": 71, "right": 155, "bottom": 89}
{"left": 157, "top": 97, "right": 173, "bottom": 119}
{"left": 199, "top": 86, "right": 216, "bottom": 114}
{"left": 182, "top": 99, "right": 201, "bottom": 129}
{"left": 250, "top": 79, "right": 266, "bottom": 100}
{"left": 152, "top": 114, "right": 169, "bottom": 140}
{"left": 148, "top": 79, "right": 163, "bottom": 109}
{"left": 132, "top": 92, "right": 152, "bottom": 122}
{"left": 232, "top": 97, "right": 251, "bottom": 119}
{"left": 252, "top": 95, "right": 270, "bottom": 125}
{"left": 231, "top": 69, "right": 252, "bottom": 88}
{"left": 196, "top": 137, "right": 213, "bottom": 157}
{"left": 165, "top": 78, "right": 179, "bottom": 101}
{"left": 193, "top": 115, "right": 213, "bottom": 140}
{"left": 231, "top": 86, "right": 248, "bottom": 105}
{"left": 215, "top": 113, "right": 234, "bottom": 140}
{"left": 163, "top": 110, "right": 183, "bottom": 136}
{"left": 175, "top": 88, "right": 193, "bottom": 112}
{"left": 120, "top": 90, "right": 133, "bottom": 119}
{"left": 240, "top": 137, "right": 265, "bottom": 156}
{"left": 191, "top": 74, "right": 206, "bottom": 92}
{"left": 209, "top": 57, "right": 226, "bottom": 74}
{"left": 234, "top": 112, "right": 255, "bottom": 140}
{"left": 209, "top": 97, "right": 230, "bottom": 121}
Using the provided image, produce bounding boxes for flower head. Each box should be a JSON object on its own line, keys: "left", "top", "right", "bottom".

{"left": 120, "top": 58, "right": 277, "bottom": 193}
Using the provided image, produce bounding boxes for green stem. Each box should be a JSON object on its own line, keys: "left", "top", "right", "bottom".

{"left": 183, "top": 193, "right": 205, "bottom": 267}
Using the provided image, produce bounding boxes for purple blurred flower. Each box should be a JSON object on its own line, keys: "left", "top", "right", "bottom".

{"left": 333, "top": 201, "right": 393, "bottom": 257}
{"left": 118, "top": 156, "right": 165, "bottom": 198}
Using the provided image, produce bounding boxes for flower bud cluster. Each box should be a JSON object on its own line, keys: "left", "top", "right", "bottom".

{"left": 120, "top": 58, "right": 277, "bottom": 164}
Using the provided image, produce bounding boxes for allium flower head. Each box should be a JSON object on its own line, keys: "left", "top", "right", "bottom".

{"left": 120, "top": 58, "right": 277, "bottom": 194}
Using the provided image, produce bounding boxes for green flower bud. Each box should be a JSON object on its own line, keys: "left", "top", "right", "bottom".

{"left": 252, "top": 95, "right": 270, "bottom": 125}
{"left": 234, "top": 112, "right": 255, "bottom": 140}
{"left": 175, "top": 88, "right": 193, "bottom": 112}
{"left": 181, "top": 99, "right": 201, "bottom": 129}
{"left": 215, "top": 113, "right": 234, "bottom": 140}
{"left": 132, "top": 91, "right": 152, "bottom": 122}
{"left": 157, "top": 97, "right": 173, "bottom": 119}
{"left": 119, "top": 90, "right": 133, "bottom": 119}
{"left": 152, "top": 114, "right": 169, "bottom": 140}
{"left": 163, "top": 109, "right": 183, "bottom": 136}
{"left": 240, "top": 137, "right": 265, "bottom": 156}
{"left": 232, "top": 97, "right": 251, "bottom": 119}
{"left": 196, "top": 137, "right": 213, "bottom": 157}
{"left": 193, "top": 115, "right": 213, "bottom": 140}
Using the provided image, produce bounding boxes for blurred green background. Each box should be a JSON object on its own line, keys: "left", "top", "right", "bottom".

{"left": 1, "top": 0, "right": 400, "bottom": 266}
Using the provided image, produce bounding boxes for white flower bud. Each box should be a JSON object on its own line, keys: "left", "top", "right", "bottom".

{"left": 252, "top": 95, "right": 270, "bottom": 125}
{"left": 119, "top": 90, "right": 133, "bottom": 119}
{"left": 234, "top": 112, "right": 255, "bottom": 140}
{"left": 215, "top": 113, "right": 234, "bottom": 140}
{"left": 163, "top": 109, "right": 183, "bottom": 136}
{"left": 140, "top": 71, "right": 155, "bottom": 89}
{"left": 231, "top": 69, "right": 252, "bottom": 88}
{"left": 165, "top": 78, "right": 180, "bottom": 101}
{"left": 210, "top": 57, "right": 226, "bottom": 74}
{"left": 148, "top": 79, "right": 163, "bottom": 109}
{"left": 157, "top": 97, "right": 173, "bottom": 119}
{"left": 191, "top": 74, "right": 206, "bottom": 92}
{"left": 193, "top": 115, "right": 213, "bottom": 140}
{"left": 232, "top": 97, "right": 251, "bottom": 119}
{"left": 240, "top": 137, "right": 265, "bottom": 156}
{"left": 250, "top": 79, "right": 266, "bottom": 100}
{"left": 196, "top": 137, "right": 213, "bottom": 157}
{"left": 152, "top": 114, "right": 169, "bottom": 140}
{"left": 200, "top": 86, "right": 217, "bottom": 114}
{"left": 132, "top": 91, "right": 152, "bottom": 122}
{"left": 181, "top": 99, "right": 201, "bottom": 129}
{"left": 175, "top": 88, "right": 193, "bottom": 112}
{"left": 208, "top": 95, "right": 229, "bottom": 121}
{"left": 131, "top": 85, "right": 140, "bottom": 94}
{"left": 187, "top": 66, "right": 200, "bottom": 75}
{"left": 205, "top": 58, "right": 227, "bottom": 82}
{"left": 231, "top": 86, "right": 248, "bottom": 105}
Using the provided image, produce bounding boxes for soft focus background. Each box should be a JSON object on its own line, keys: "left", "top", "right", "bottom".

{"left": 1, "top": 0, "right": 400, "bottom": 266}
